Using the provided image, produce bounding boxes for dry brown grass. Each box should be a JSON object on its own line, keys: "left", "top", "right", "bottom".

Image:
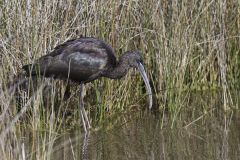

{"left": 0, "top": 0, "right": 240, "bottom": 159}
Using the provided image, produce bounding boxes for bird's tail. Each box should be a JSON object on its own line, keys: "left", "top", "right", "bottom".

{"left": 22, "top": 56, "right": 52, "bottom": 77}
{"left": 22, "top": 64, "right": 38, "bottom": 76}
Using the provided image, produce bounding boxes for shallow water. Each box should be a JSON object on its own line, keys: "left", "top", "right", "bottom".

{"left": 51, "top": 108, "right": 240, "bottom": 160}
{"left": 16, "top": 90, "right": 240, "bottom": 160}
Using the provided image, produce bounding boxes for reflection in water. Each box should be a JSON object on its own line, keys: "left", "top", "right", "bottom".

{"left": 51, "top": 109, "right": 240, "bottom": 160}
{"left": 36, "top": 91, "right": 240, "bottom": 160}
{"left": 51, "top": 131, "right": 91, "bottom": 160}
{"left": 82, "top": 133, "right": 90, "bottom": 160}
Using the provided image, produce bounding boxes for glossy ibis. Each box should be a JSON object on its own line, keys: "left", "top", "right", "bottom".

{"left": 22, "top": 37, "right": 152, "bottom": 132}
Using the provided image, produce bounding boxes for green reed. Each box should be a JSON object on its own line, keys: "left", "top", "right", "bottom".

{"left": 0, "top": 0, "right": 240, "bottom": 159}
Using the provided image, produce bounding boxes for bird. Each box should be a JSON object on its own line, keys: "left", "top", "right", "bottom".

{"left": 22, "top": 37, "right": 152, "bottom": 132}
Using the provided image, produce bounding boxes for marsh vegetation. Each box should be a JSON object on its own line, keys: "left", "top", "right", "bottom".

{"left": 0, "top": 0, "right": 240, "bottom": 159}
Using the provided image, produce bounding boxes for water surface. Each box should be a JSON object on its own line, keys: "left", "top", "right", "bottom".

{"left": 52, "top": 108, "right": 240, "bottom": 160}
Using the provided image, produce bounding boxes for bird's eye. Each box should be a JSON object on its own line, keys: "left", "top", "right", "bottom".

{"left": 139, "top": 59, "right": 144, "bottom": 64}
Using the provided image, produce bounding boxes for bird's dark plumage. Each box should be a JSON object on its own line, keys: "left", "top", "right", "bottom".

{"left": 23, "top": 37, "right": 152, "bottom": 108}
{"left": 23, "top": 37, "right": 117, "bottom": 83}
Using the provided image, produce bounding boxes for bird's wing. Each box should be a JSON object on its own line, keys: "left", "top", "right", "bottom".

{"left": 45, "top": 37, "right": 117, "bottom": 68}
{"left": 31, "top": 37, "right": 118, "bottom": 82}
{"left": 56, "top": 38, "right": 117, "bottom": 70}
{"left": 45, "top": 38, "right": 79, "bottom": 57}
{"left": 42, "top": 38, "right": 115, "bottom": 82}
{"left": 59, "top": 40, "right": 110, "bottom": 71}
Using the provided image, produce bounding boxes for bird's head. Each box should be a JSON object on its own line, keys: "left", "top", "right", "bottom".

{"left": 125, "top": 50, "right": 143, "bottom": 67}
{"left": 123, "top": 50, "right": 153, "bottom": 109}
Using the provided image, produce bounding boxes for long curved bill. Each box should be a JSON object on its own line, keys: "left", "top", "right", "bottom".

{"left": 137, "top": 62, "right": 153, "bottom": 109}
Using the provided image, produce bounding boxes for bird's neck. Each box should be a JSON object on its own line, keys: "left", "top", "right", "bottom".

{"left": 105, "top": 55, "right": 130, "bottom": 79}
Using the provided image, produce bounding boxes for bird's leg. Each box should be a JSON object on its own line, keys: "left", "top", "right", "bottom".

{"left": 80, "top": 108, "right": 87, "bottom": 133}
{"left": 79, "top": 83, "right": 87, "bottom": 132}
{"left": 82, "top": 105, "right": 91, "bottom": 129}
{"left": 63, "top": 83, "right": 71, "bottom": 100}
{"left": 79, "top": 83, "right": 91, "bottom": 132}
